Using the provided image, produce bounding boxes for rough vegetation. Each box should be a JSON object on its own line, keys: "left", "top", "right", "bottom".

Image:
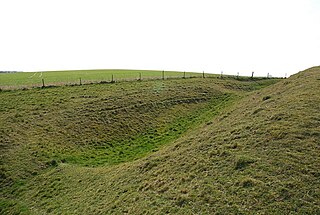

{"left": 1, "top": 67, "right": 319, "bottom": 214}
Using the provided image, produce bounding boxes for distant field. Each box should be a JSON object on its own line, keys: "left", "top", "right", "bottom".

{"left": 0, "top": 69, "right": 215, "bottom": 89}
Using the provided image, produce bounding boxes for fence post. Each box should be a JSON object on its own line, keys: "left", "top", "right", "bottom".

{"left": 203, "top": 71, "right": 205, "bottom": 78}
{"left": 80, "top": 78, "right": 82, "bottom": 85}
{"left": 42, "top": 79, "right": 45, "bottom": 88}
{"left": 139, "top": 72, "right": 142, "bottom": 81}
{"left": 251, "top": 71, "right": 254, "bottom": 78}
{"left": 111, "top": 74, "right": 114, "bottom": 83}
{"left": 183, "top": 71, "right": 186, "bottom": 79}
{"left": 162, "top": 70, "right": 164, "bottom": 80}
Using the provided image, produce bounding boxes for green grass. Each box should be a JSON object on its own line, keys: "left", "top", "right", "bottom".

{"left": 0, "top": 69, "right": 276, "bottom": 89}
{"left": 0, "top": 69, "right": 217, "bottom": 89}
{"left": 52, "top": 94, "right": 236, "bottom": 167}
{"left": 1, "top": 77, "right": 271, "bottom": 182}
{"left": 2, "top": 67, "right": 319, "bottom": 214}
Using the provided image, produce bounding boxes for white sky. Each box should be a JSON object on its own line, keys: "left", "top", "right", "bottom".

{"left": 0, "top": 0, "right": 319, "bottom": 77}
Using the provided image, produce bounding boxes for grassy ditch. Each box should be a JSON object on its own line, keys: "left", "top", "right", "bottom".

{"left": 51, "top": 94, "right": 236, "bottom": 166}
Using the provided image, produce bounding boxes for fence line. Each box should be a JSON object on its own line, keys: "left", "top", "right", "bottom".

{"left": 0, "top": 72, "right": 278, "bottom": 90}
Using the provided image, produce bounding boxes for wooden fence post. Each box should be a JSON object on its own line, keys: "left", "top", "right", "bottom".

{"left": 111, "top": 74, "right": 114, "bottom": 83}
{"left": 139, "top": 73, "right": 142, "bottom": 81}
{"left": 251, "top": 71, "right": 254, "bottom": 78}
{"left": 203, "top": 71, "right": 205, "bottom": 78}
{"left": 42, "top": 79, "right": 45, "bottom": 88}
{"left": 80, "top": 78, "right": 82, "bottom": 85}
{"left": 162, "top": 70, "right": 164, "bottom": 80}
{"left": 183, "top": 71, "right": 186, "bottom": 79}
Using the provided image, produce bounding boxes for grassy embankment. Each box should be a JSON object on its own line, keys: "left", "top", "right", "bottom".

{"left": 2, "top": 67, "right": 317, "bottom": 214}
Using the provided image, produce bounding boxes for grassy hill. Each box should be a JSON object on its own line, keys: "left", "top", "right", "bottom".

{"left": 1, "top": 67, "right": 319, "bottom": 214}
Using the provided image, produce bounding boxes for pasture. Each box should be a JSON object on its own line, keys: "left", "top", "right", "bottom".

{"left": 0, "top": 69, "right": 216, "bottom": 89}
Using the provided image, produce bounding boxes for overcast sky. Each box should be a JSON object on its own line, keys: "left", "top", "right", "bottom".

{"left": 1, "top": 0, "right": 319, "bottom": 77}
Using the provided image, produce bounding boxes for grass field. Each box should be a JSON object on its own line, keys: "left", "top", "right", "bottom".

{"left": 0, "top": 69, "right": 217, "bottom": 89}
{"left": 0, "top": 75, "right": 278, "bottom": 214}
{"left": 1, "top": 67, "right": 319, "bottom": 214}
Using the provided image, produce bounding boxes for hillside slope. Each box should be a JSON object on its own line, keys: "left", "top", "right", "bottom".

{"left": 1, "top": 67, "right": 319, "bottom": 214}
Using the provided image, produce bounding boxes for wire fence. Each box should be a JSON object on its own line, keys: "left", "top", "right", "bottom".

{"left": 0, "top": 71, "right": 279, "bottom": 91}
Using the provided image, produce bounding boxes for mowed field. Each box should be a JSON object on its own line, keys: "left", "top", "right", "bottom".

{"left": 0, "top": 69, "right": 215, "bottom": 89}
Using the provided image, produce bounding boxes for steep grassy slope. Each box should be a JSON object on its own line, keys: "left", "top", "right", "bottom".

{"left": 0, "top": 76, "right": 279, "bottom": 214}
